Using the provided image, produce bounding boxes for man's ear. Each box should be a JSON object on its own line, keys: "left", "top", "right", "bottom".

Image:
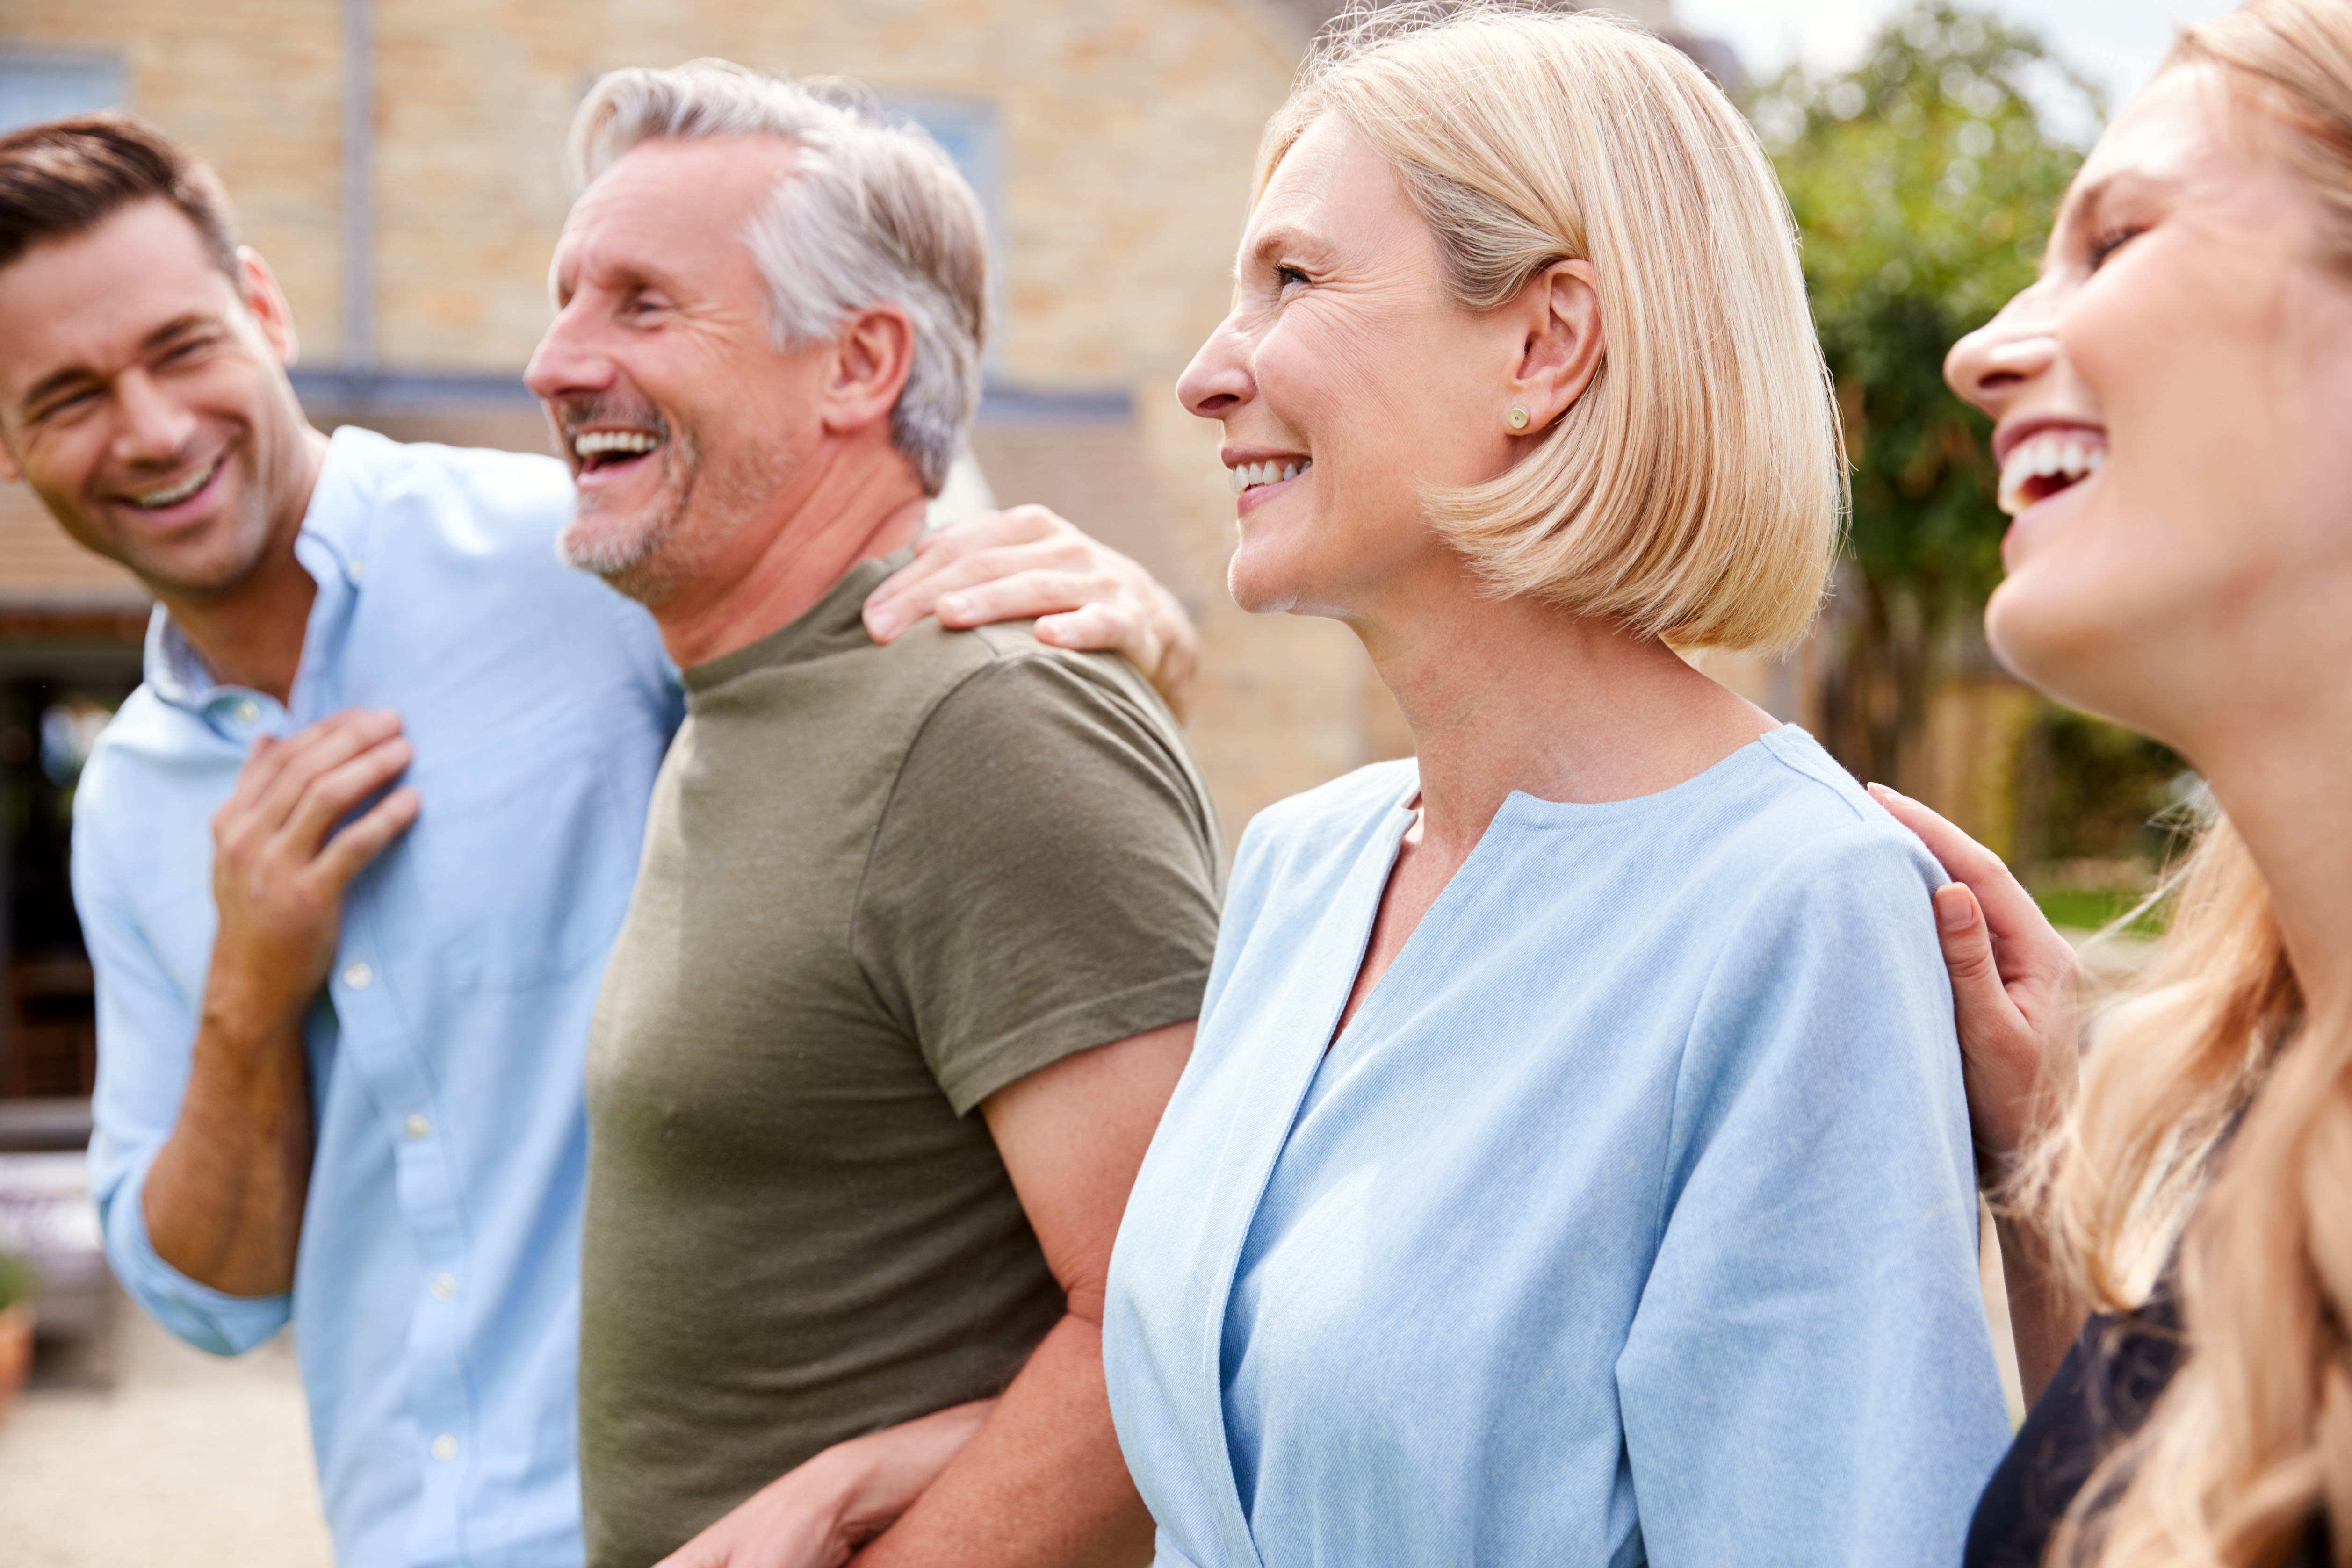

{"left": 1506, "top": 259, "right": 1604, "bottom": 434}
{"left": 236, "top": 246, "right": 302, "bottom": 368}
{"left": 818, "top": 303, "right": 916, "bottom": 438}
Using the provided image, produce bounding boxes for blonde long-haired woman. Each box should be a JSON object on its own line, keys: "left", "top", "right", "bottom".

{"left": 1885, "top": 1, "right": 2352, "bottom": 1562}
{"left": 1100, "top": 7, "right": 2013, "bottom": 1566}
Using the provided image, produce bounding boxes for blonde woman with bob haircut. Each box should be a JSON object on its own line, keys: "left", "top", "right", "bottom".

{"left": 1100, "top": 7, "right": 2013, "bottom": 1566}
{"left": 1875, "top": 1, "right": 2352, "bottom": 1563}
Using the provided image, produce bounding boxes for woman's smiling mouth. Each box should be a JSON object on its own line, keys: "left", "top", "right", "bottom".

{"left": 1227, "top": 458, "right": 1312, "bottom": 496}
{"left": 1996, "top": 428, "right": 2106, "bottom": 517}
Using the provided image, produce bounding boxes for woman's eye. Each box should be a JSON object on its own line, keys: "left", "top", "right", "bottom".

{"left": 1275, "top": 265, "right": 1311, "bottom": 290}
{"left": 2088, "top": 226, "right": 2142, "bottom": 271}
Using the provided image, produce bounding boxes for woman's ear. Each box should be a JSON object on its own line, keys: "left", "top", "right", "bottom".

{"left": 1507, "top": 260, "right": 1604, "bottom": 433}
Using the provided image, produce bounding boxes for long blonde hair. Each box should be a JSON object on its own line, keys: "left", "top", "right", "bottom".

{"left": 2029, "top": 10, "right": 2352, "bottom": 1561}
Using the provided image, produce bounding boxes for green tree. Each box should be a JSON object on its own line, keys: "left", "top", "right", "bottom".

{"left": 1753, "top": 3, "right": 2095, "bottom": 789}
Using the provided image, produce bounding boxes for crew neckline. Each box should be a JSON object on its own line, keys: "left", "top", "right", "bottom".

{"left": 679, "top": 547, "right": 913, "bottom": 695}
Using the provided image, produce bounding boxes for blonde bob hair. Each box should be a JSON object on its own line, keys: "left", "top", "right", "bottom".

{"left": 1258, "top": 2, "right": 1845, "bottom": 652}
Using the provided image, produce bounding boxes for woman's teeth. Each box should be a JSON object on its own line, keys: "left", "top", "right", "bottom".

{"left": 1998, "top": 431, "right": 2105, "bottom": 517}
{"left": 573, "top": 430, "right": 662, "bottom": 459}
{"left": 130, "top": 460, "right": 218, "bottom": 510}
{"left": 1227, "top": 459, "right": 1310, "bottom": 496}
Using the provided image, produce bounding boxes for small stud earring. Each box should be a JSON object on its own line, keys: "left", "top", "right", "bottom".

{"left": 1507, "top": 408, "right": 1530, "bottom": 430}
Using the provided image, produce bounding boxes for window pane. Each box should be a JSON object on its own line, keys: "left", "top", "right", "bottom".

{"left": 0, "top": 55, "right": 126, "bottom": 135}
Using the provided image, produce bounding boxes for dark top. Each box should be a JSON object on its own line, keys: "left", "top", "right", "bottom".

{"left": 1967, "top": 1280, "right": 2333, "bottom": 1566}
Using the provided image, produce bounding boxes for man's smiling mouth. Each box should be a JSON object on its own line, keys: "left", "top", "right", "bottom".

{"left": 127, "top": 458, "right": 219, "bottom": 511}
{"left": 573, "top": 429, "right": 665, "bottom": 475}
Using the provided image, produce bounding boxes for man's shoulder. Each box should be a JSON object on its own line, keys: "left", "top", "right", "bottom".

{"left": 315, "top": 427, "right": 577, "bottom": 562}
{"left": 71, "top": 685, "right": 231, "bottom": 866}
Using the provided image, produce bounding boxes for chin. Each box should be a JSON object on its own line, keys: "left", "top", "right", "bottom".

{"left": 1225, "top": 549, "right": 1304, "bottom": 617}
{"left": 1984, "top": 573, "right": 2169, "bottom": 739}
{"left": 113, "top": 513, "right": 274, "bottom": 599}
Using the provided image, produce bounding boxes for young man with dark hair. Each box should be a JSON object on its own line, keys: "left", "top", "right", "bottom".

{"left": 0, "top": 112, "right": 1197, "bottom": 1568}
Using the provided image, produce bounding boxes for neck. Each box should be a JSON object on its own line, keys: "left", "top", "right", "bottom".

{"left": 1351, "top": 559, "right": 1775, "bottom": 855}
{"left": 155, "top": 425, "right": 331, "bottom": 705}
{"left": 2192, "top": 698, "right": 2352, "bottom": 1033}
{"left": 649, "top": 445, "right": 929, "bottom": 670}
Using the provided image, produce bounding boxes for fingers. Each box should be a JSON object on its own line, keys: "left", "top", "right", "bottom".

{"left": 865, "top": 506, "right": 1133, "bottom": 642}
{"left": 242, "top": 710, "right": 403, "bottom": 831}
{"left": 278, "top": 734, "right": 413, "bottom": 856}
{"left": 312, "top": 785, "right": 421, "bottom": 887}
{"left": 1035, "top": 602, "right": 1155, "bottom": 664}
{"left": 1868, "top": 783, "right": 2005, "bottom": 884}
{"left": 1931, "top": 883, "right": 2020, "bottom": 1033}
{"left": 1866, "top": 783, "right": 2065, "bottom": 974}
{"left": 941, "top": 568, "right": 1136, "bottom": 629}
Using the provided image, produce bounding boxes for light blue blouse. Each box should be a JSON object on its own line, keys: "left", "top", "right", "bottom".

{"left": 1104, "top": 727, "right": 2013, "bottom": 1568}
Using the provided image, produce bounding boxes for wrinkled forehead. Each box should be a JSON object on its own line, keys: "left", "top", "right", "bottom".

{"left": 1239, "top": 115, "right": 1418, "bottom": 260}
{"left": 553, "top": 135, "right": 799, "bottom": 284}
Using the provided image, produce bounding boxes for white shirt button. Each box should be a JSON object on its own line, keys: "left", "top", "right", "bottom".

{"left": 235, "top": 699, "right": 260, "bottom": 724}
{"left": 430, "top": 1433, "right": 457, "bottom": 1462}
{"left": 432, "top": 1273, "right": 455, "bottom": 1299}
{"left": 404, "top": 1114, "right": 430, "bottom": 1140}
{"left": 342, "top": 961, "right": 372, "bottom": 989}
{"left": 348, "top": 559, "right": 368, "bottom": 580}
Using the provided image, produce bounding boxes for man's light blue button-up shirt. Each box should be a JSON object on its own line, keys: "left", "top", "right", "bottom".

{"left": 74, "top": 427, "right": 683, "bottom": 1568}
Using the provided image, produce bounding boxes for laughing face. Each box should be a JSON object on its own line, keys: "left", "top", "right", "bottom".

{"left": 1175, "top": 115, "right": 1525, "bottom": 626}
{"left": 0, "top": 198, "right": 313, "bottom": 599}
{"left": 1945, "top": 65, "right": 2352, "bottom": 746}
{"left": 526, "top": 135, "right": 829, "bottom": 611}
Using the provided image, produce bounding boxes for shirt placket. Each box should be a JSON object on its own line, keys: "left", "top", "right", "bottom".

{"left": 330, "top": 899, "right": 479, "bottom": 1567}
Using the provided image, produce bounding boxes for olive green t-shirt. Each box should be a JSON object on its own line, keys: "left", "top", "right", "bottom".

{"left": 578, "top": 553, "right": 1222, "bottom": 1568}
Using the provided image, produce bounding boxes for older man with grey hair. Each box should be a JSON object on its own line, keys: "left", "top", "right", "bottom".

{"left": 524, "top": 62, "right": 1221, "bottom": 1568}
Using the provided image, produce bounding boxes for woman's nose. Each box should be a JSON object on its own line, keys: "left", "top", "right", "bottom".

{"left": 1176, "top": 316, "right": 1253, "bottom": 421}
{"left": 1943, "top": 295, "right": 2061, "bottom": 417}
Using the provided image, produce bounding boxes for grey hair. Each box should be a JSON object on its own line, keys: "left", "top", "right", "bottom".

{"left": 568, "top": 59, "right": 987, "bottom": 495}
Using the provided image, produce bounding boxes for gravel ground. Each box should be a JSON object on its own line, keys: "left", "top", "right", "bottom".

{"left": 0, "top": 1289, "right": 331, "bottom": 1568}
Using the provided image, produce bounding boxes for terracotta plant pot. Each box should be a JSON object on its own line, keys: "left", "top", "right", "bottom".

{"left": 0, "top": 1302, "right": 34, "bottom": 1426}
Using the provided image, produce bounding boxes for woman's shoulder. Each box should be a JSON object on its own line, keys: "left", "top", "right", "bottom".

{"left": 1717, "top": 726, "right": 1948, "bottom": 900}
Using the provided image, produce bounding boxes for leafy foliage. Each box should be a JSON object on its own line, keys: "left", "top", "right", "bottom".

{"left": 1751, "top": 3, "right": 2098, "bottom": 783}
{"left": 0, "top": 1250, "right": 35, "bottom": 1313}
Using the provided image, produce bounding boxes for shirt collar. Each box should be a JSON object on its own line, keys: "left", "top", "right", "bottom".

{"left": 142, "top": 425, "right": 398, "bottom": 732}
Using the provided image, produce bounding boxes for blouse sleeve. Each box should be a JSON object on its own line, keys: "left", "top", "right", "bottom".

{"left": 1613, "top": 831, "right": 2015, "bottom": 1568}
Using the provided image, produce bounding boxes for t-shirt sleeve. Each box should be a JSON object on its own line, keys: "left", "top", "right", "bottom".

{"left": 1613, "top": 829, "right": 2015, "bottom": 1568}
{"left": 853, "top": 650, "right": 1224, "bottom": 1115}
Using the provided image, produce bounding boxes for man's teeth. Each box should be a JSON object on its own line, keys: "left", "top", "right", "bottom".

{"left": 574, "top": 431, "right": 661, "bottom": 459}
{"left": 130, "top": 460, "right": 217, "bottom": 509}
{"left": 1997, "top": 431, "right": 2106, "bottom": 517}
{"left": 1227, "top": 459, "right": 1310, "bottom": 495}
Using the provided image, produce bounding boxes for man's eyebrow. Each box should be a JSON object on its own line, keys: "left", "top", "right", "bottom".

{"left": 20, "top": 312, "right": 221, "bottom": 414}
{"left": 140, "top": 311, "right": 218, "bottom": 352}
